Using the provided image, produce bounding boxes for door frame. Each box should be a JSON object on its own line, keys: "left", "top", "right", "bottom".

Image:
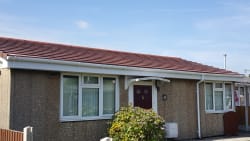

{"left": 128, "top": 80, "right": 158, "bottom": 112}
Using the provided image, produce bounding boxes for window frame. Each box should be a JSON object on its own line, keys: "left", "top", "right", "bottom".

{"left": 60, "top": 73, "right": 119, "bottom": 121}
{"left": 205, "top": 81, "right": 234, "bottom": 113}
{"left": 239, "top": 86, "right": 246, "bottom": 106}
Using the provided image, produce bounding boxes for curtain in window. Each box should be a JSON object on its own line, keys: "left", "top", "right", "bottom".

{"left": 215, "top": 91, "right": 223, "bottom": 110}
{"left": 240, "top": 87, "right": 245, "bottom": 106}
{"left": 103, "top": 78, "right": 116, "bottom": 114}
{"left": 82, "top": 88, "right": 99, "bottom": 116}
{"left": 225, "top": 84, "right": 232, "bottom": 110}
{"left": 205, "top": 83, "right": 213, "bottom": 110}
{"left": 63, "top": 76, "right": 78, "bottom": 116}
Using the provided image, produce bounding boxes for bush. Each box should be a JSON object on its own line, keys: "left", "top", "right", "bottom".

{"left": 108, "top": 105, "right": 165, "bottom": 141}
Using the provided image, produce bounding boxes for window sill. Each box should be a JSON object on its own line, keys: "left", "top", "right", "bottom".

{"left": 60, "top": 116, "right": 113, "bottom": 122}
{"left": 205, "top": 109, "right": 234, "bottom": 114}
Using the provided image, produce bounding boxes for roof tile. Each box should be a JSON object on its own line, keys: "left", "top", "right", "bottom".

{"left": 0, "top": 37, "right": 239, "bottom": 75}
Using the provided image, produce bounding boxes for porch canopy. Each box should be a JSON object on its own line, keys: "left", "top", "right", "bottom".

{"left": 125, "top": 76, "right": 170, "bottom": 90}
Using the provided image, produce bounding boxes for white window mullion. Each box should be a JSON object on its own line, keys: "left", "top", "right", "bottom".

{"left": 204, "top": 82, "right": 206, "bottom": 110}
{"left": 99, "top": 77, "right": 103, "bottom": 116}
{"left": 244, "top": 87, "right": 247, "bottom": 106}
{"left": 115, "top": 77, "right": 119, "bottom": 112}
{"left": 213, "top": 83, "right": 215, "bottom": 111}
{"left": 79, "top": 75, "right": 82, "bottom": 118}
{"left": 223, "top": 83, "right": 226, "bottom": 111}
{"left": 232, "top": 84, "right": 235, "bottom": 111}
{"left": 60, "top": 74, "right": 64, "bottom": 119}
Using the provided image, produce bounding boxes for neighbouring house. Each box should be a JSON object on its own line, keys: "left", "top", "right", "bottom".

{"left": 235, "top": 77, "right": 250, "bottom": 131}
{"left": 0, "top": 37, "right": 244, "bottom": 141}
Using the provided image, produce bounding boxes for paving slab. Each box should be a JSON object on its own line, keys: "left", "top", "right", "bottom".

{"left": 191, "top": 132, "right": 250, "bottom": 141}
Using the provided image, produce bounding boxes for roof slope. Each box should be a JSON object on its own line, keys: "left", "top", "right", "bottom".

{"left": 0, "top": 37, "right": 239, "bottom": 75}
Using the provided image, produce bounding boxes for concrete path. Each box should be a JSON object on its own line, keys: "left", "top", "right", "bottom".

{"left": 194, "top": 132, "right": 250, "bottom": 141}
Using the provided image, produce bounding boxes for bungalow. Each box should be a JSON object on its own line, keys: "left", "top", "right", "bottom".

{"left": 0, "top": 37, "right": 243, "bottom": 141}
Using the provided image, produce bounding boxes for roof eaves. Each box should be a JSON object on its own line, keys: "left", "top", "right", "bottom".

{"left": 5, "top": 56, "right": 243, "bottom": 82}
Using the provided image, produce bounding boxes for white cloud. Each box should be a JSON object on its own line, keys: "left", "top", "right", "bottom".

{"left": 75, "top": 20, "right": 89, "bottom": 29}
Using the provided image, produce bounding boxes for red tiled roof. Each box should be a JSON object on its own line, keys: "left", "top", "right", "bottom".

{"left": 0, "top": 37, "right": 239, "bottom": 75}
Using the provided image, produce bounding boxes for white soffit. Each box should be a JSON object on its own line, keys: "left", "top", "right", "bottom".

{"left": 4, "top": 56, "right": 244, "bottom": 82}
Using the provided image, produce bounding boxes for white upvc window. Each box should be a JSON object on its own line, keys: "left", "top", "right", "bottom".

{"left": 60, "top": 73, "right": 119, "bottom": 121}
{"left": 205, "top": 82, "right": 234, "bottom": 113}
{"left": 235, "top": 86, "right": 249, "bottom": 106}
{"left": 239, "top": 87, "right": 246, "bottom": 106}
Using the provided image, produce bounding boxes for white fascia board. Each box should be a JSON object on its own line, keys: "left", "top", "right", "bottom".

{"left": 0, "top": 57, "right": 8, "bottom": 68}
{"left": 6, "top": 56, "right": 244, "bottom": 82}
{"left": 202, "top": 74, "right": 243, "bottom": 82}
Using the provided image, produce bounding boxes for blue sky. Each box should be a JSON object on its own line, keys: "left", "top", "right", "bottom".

{"left": 0, "top": 0, "right": 250, "bottom": 74}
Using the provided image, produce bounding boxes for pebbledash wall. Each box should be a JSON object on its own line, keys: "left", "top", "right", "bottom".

{"left": 157, "top": 79, "right": 224, "bottom": 139}
{"left": 0, "top": 69, "right": 225, "bottom": 141}
{"left": 9, "top": 69, "right": 109, "bottom": 141}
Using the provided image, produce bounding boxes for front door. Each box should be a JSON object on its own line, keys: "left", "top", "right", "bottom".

{"left": 134, "top": 85, "right": 152, "bottom": 109}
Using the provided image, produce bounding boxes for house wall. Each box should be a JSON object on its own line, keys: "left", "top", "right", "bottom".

{"left": 157, "top": 79, "right": 224, "bottom": 140}
{"left": 0, "top": 69, "right": 11, "bottom": 129}
{"left": 236, "top": 106, "right": 250, "bottom": 127}
{"left": 157, "top": 79, "right": 198, "bottom": 139}
{"left": 10, "top": 69, "right": 110, "bottom": 141}
{"left": 119, "top": 76, "right": 129, "bottom": 107}
{"left": 236, "top": 106, "right": 246, "bottom": 125}
{"left": 9, "top": 70, "right": 225, "bottom": 140}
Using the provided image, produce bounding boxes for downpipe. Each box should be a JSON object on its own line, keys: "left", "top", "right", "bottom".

{"left": 196, "top": 74, "right": 204, "bottom": 139}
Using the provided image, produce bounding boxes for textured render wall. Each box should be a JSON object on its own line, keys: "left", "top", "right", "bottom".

{"left": 9, "top": 70, "right": 225, "bottom": 140}
{"left": 10, "top": 69, "right": 109, "bottom": 141}
{"left": 199, "top": 83, "right": 224, "bottom": 137}
{"left": 119, "top": 76, "right": 128, "bottom": 107}
{"left": 157, "top": 79, "right": 224, "bottom": 139}
{"left": 157, "top": 79, "right": 198, "bottom": 140}
{"left": 0, "top": 69, "right": 11, "bottom": 129}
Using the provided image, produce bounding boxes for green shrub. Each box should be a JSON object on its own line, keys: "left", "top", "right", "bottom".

{"left": 108, "top": 105, "right": 165, "bottom": 141}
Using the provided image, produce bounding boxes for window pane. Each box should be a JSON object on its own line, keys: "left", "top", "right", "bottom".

{"left": 240, "top": 87, "right": 245, "bottom": 106}
{"left": 205, "top": 83, "right": 213, "bottom": 110}
{"left": 215, "top": 91, "right": 223, "bottom": 110}
{"left": 84, "top": 76, "right": 99, "bottom": 84}
{"left": 225, "top": 84, "right": 232, "bottom": 110}
{"left": 82, "top": 88, "right": 99, "bottom": 116}
{"left": 215, "top": 83, "right": 223, "bottom": 88}
{"left": 103, "top": 78, "right": 116, "bottom": 114}
{"left": 63, "top": 76, "right": 78, "bottom": 116}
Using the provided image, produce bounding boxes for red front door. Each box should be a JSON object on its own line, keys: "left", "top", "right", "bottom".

{"left": 134, "top": 85, "right": 152, "bottom": 109}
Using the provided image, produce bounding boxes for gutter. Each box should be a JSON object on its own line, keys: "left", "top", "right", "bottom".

{"left": 5, "top": 56, "right": 244, "bottom": 82}
{"left": 197, "top": 74, "right": 205, "bottom": 139}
